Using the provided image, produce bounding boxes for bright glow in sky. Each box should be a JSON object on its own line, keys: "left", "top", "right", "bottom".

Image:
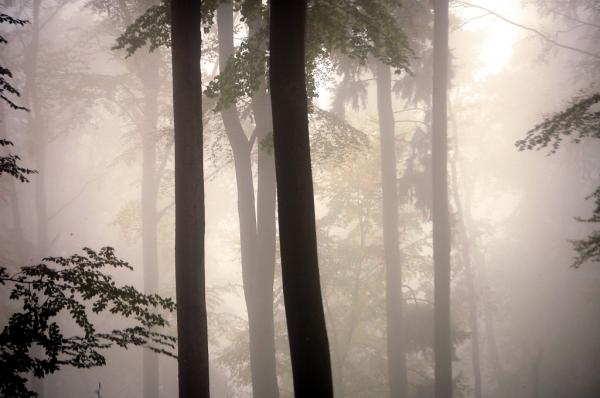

{"left": 456, "top": 0, "right": 521, "bottom": 77}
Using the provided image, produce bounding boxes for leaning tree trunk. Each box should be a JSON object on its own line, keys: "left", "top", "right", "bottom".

{"left": 375, "top": 61, "right": 408, "bottom": 398}
{"left": 215, "top": 4, "right": 278, "bottom": 397}
{"left": 269, "top": 0, "right": 333, "bottom": 396}
{"left": 170, "top": 0, "right": 209, "bottom": 397}
{"left": 432, "top": 0, "right": 452, "bottom": 397}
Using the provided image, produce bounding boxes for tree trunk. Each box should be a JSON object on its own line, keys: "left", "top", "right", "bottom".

{"left": 449, "top": 104, "right": 482, "bottom": 398}
{"left": 253, "top": 85, "right": 280, "bottom": 398}
{"left": 216, "top": 4, "right": 280, "bottom": 396}
{"left": 432, "top": 0, "right": 452, "bottom": 397}
{"left": 269, "top": 0, "right": 333, "bottom": 396}
{"left": 451, "top": 168, "right": 482, "bottom": 398}
{"left": 375, "top": 61, "right": 408, "bottom": 398}
{"left": 170, "top": 0, "right": 209, "bottom": 396}
{"left": 24, "top": 1, "right": 45, "bottom": 395}
{"left": 248, "top": 3, "right": 279, "bottom": 394}
{"left": 140, "top": 53, "right": 161, "bottom": 398}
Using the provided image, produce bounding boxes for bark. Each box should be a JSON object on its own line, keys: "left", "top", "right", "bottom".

{"left": 140, "top": 53, "right": 160, "bottom": 398}
{"left": 269, "top": 0, "right": 333, "bottom": 396}
{"left": 432, "top": 0, "right": 452, "bottom": 397}
{"left": 216, "top": 3, "right": 279, "bottom": 396}
{"left": 170, "top": 0, "right": 209, "bottom": 397}
{"left": 375, "top": 61, "right": 408, "bottom": 398}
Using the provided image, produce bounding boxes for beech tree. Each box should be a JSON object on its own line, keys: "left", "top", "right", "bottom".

{"left": 170, "top": 0, "right": 209, "bottom": 397}
{"left": 269, "top": 0, "right": 333, "bottom": 395}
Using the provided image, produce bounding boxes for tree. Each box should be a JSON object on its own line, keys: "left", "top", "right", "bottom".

{"left": 0, "top": 248, "right": 176, "bottom": 398}
{"left": 170, "top": 0, "right": 209, "bottom": 397}
{"left": 432, "top": 0, "right": 452, "bottom": 397}
{"left": 269, "top": 0, "right": 333, "bottom": 396}
{"left": 375, "top": 60, "right": 409, "bottom": 398}
{"left": 516, "top": 93, "right": 600, "bottom": 268}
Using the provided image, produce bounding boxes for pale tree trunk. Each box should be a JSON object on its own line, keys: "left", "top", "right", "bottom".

{"left": 248, "top": 3, "right": 279, "bottom": 395}
{"left": 24, "top": 1, "right": 45, "bottom": 395}
{"left": 252, "top": 66, "right": 280, "bottom": 398}
{"left": 432, "top": 0, "right": 452, "bottom": 397}
{"left": 269, "top": 0, "right": 333, "bottom": 395}
{"left": 375, "top": 61, "right": 408, "bottom": 398}
{"left": 449, "top": 104, "right": 482, "bottom": 398}
{"left": 139, "top": 53, "right": 161, "bottom": 398}
{"left": 170, "top": 0, "right": 209, "bottom": 396}
{"left": 217, "top": 2, "right": 279, "bottom": 395}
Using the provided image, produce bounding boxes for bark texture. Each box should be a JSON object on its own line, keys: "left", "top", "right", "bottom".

{"left": 269, "top": 0, "right": 333, "bottom": 395}
{"left": 171, "top": 0, "right": 209, "bottom": 396}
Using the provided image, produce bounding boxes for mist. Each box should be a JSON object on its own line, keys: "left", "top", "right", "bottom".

{"left": 1, "top": 0, "right": 599, "bottom": 397}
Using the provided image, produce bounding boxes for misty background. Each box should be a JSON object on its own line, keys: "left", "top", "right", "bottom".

{"left": 1, "top": 0, "right": 599, "bottom": 397}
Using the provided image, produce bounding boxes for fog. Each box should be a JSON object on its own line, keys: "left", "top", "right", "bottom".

{"left": 1, "top": 0, "right": 599, "bottom": 397}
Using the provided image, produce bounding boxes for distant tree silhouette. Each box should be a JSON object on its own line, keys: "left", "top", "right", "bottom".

{"left": 432, "top": 0, "right": 452, "bottom": 397}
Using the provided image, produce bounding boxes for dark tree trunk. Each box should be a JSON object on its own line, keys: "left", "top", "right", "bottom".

{"left": 216, "top": 3, "right": 279, "bottom": 396}
{"left": 375, "top": 61, "right": 408, "bottom": 398}
{"left": 269, "top": 0, "right": 333, "bottom": 396}
{"left": 170, "top": 0, "right": 209, "bottom": 397}
{"left": 140, "top": 54, "right": 160, "bottom": 398}
{"left": 432, "top": 0, "right": 452, "bottom": 397}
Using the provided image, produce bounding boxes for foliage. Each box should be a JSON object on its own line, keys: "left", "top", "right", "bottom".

{"left": 517, "top": 93, "right": 600, "bottom": 267}
{"left": 0, "top": 14, "right": 29, "bottom": 111}
{"left": 0, "top": 139, "right": 37, "bottom": 182}
{"left": 111, "top": 4, "right": 171, "bottom": 57}
{"left": 0, "top": 13, "right": 35, "bottom": 183}
{"left": 0, "top": 247, "right": 176, "bottom": 398}
{"left": 112, "top": 0, "right": 413, "bottom": 110}
{"left": 516, "top": 93, "right": 600, "bottom": 153}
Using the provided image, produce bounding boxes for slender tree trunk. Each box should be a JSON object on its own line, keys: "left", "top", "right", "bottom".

{"left": 170, "top": 0, "right": 209, "bottom": 396}
{"left": 269, "top": 0, "right": 333, "bottom": 396}
{"left": 25, "top": 0, "right": 46, "bottom": 260}
{"left": 253, "top": 86, "right": 280, "bottom": 398}
{"left": 375, "top": 61, "right": 408, "bottom": 398}
{"left": 432, "top": 0, "right": 452, "bottom": 397}
{"left": 217, "top": 3, "right": 279, "bottom": 395}
{"left": 216, "top": 4, "right": 279, "bottom": 397}
{"left": 248, "top": 3, "right": 279, "bottom": 394}
{"left": 140, "top": 53, "right": 161, "bottom": 398}
{"left": 449, "top": 104, "right": 482, "bottom": 398}
{"left": 24, "top": 1, "right": 45, "bottom": 395}
{"left": 450, "top": 167, "right": 482, "bottom": 398}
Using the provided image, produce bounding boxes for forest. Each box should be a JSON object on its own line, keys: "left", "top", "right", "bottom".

{"left": 0, "top": 0, "right": 599, "bottom": 397}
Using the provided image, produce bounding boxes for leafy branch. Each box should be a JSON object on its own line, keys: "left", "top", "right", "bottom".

{"left": 0, "top": 247, "right": 176, "bottom": 398}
